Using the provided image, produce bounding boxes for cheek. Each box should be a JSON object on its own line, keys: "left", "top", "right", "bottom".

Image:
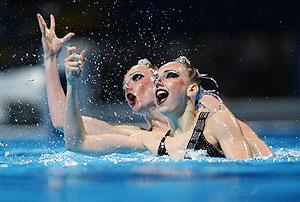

{"left": 168, "top": 80, "right": 187, "bottom": 95}
{"left": 137, "top": 80, "right": 154, "bottom": 97}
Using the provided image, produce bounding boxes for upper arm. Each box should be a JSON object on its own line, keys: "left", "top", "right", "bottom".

{"left": 59, "top": 116, "right": 141, "bottom": 136}
{"left": 113, "top": 124, "right": 148, "bottom": 136}
{"left": 238, "top": 120, "right": 273, "bottom": 156}
{"left": 53, "top": 116, "right": 118, "bottom": 134}
{"left": 208, "top": 110, "right": 253, "bottom": 160}
{"left": 76, "top": 133, "right": 146, "bottom": 155}
{"left": 83, "top": 117, "right": 140, "bottom": 135}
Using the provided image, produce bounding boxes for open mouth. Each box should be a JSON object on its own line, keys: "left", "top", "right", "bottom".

{"left": 126, "top": 93, "right": 137, "bottom": 107}
{"left": 155, "top": 89, "right": 169, "bottom": 105}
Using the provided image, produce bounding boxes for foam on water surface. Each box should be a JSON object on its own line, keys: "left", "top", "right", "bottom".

{"left": 1, "top": 134, "right": 300, "bottom": 202}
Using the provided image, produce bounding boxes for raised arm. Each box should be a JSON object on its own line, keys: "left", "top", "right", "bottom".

{"left": 37, "top": 14, "right": 140, "bottom": 135}
{"left": 208, "top": 109, "right": 253, "bottom": 160}
{"left": 63, "top": 47, "right": 146, "bottom": 154}
{"left": 37, "top": 13, "right": 74, "bottom": 130}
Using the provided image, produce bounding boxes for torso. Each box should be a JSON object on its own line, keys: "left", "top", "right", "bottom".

{"left": 153, "top": 110, "right": 224, "bottom": 160}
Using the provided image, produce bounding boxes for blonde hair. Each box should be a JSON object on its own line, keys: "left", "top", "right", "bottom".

{"left": 174, "top": 56, "right": 222, "bottom": 109}
{"left": 137, "top": 58, "right": 158, "bottom": 73}
{"left": 174, "top": 56, "right": 200, "bottom": 85}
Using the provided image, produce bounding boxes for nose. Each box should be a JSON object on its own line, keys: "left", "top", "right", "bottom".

{"left": 123, "top": 81, "right": 132, "bottom": 91}
{"left": 154, "top": 75, "right": 162, "bottom": 88}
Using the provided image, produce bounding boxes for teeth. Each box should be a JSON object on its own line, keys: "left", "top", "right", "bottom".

{"left": 156, "top": 89, "right": 169, "bottom": 101}
{"left": 157, "top": 91, "right": 165, "bottom": 96}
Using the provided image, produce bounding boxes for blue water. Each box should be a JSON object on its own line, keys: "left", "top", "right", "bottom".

{"left": 1, "top": 132, "right": 300, "bottom": 202}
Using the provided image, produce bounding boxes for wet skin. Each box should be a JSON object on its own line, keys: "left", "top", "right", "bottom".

{"left": 123, "top": 65, "right": 157, "bottom": 114}
{"left": 152, "top": 61, "right": 255, "bottom": 159}
{"left": 154, "top": 62, "right": 191, "bottom": 117}
{"left": 153, "top": 61, "right": 273, "bottom": 158}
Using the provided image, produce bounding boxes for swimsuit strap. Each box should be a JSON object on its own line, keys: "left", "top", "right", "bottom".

{"left": 157, "top": 129, "right": 171, "bottom": 156}
{"left": 184, "top": 112, "right": 225, "bottom": 159}
{"left": 185, "top": 112, "right": 209, "bottom": 151}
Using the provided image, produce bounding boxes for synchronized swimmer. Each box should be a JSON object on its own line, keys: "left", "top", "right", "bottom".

{"left": 37, "top": 13, "right": 273, "bottom": 160}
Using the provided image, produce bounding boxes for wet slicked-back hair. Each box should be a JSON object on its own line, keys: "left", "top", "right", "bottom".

{"left": 174, "top": 56, "right": 201, "bottom": 86}
{"left": 137, "top": 58, "right": 158, "bottom": 73}
{"left": 137, "top": 58, "right": 152, "bottom": 66}
{"left": 174, "top": 56, "right": 221, "bottom": 109}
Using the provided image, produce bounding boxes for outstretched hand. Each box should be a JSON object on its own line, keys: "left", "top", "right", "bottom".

{"left": 65, "top": 46, "right": 86, "bottom": 85}
{"left": 37, "top": 13, "right": 75, "bottom": 58}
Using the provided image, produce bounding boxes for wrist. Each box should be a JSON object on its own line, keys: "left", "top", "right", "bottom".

{"left": 67, "top": 82, "right": 79, "bottom": 97}
{"left": 67, "top": 79, "right": 79, "bottom": 89}
{"left": 44, "top": 53, "right": 59, "bottom": 61}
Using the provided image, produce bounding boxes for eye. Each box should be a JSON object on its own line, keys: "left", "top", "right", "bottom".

{"left": 132, "top": 73, "right": 144, "bottom": 81}
{"left": 166, "top": 71, "right": 179, "bottom": 79}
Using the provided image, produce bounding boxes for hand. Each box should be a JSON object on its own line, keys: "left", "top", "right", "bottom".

{"left": 37, "top": 13, "right": 75, "bottom": 58}
{"left": 64, "top": 46, "right": 86, "bottom": 86}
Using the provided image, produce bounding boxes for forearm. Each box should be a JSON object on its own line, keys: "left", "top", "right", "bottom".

{"left": 82, "top": 117, "right": 132, "bottom": 135}
{"left": 44, "top": 56, "right": 66, "bottom": 130}
{"left": 79, "top": 134, "right": 147, "bottom": 155}
{"left": 64, "top": 83, "right": 86, "bottom": 150}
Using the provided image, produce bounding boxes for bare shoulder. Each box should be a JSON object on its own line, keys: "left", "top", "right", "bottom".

{"left": 207, "top": 108, "right": 235, "bottom": 122}
{"left": 201, "top": 95, "right": 228, "bottom": 111}
{"left": 206, "top": 109, "right": 241, "bottom": 139}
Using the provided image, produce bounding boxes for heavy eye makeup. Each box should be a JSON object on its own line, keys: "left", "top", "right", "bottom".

{"left": 131, "top": 72, "right": 144, "bottom": 81}
{"left": 164, "top": 70, "right": 180, "bottom": 79}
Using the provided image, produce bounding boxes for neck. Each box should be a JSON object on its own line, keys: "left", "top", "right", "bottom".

{"left": 167, "top": 101, "right": 198, "bottom": 136}
{"left": 144, "top": 106, "right": 169, "bottom": 131}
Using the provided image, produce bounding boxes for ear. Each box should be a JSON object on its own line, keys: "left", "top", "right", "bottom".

{"left": 187, "top": 83, "right": 199, "bottom": 98}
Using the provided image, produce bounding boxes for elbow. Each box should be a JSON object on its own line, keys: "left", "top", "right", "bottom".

{"left": 64, "top": 135, "right": 84, "bottom": 152}
{"left": 52, "top": 119, "right": 64, "bottom": 132}
{"left": 65, "top": 140, "right": 82, "bottom": 152}
{"left": 66, "top": 145, "right": 79, "bottom": 153}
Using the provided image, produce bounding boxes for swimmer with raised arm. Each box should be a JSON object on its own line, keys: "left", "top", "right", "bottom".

{"left": 63, "top": 50, "right": 271, "bottom": 159}
{"left": 37, "top": 14, "right": 271, "bottom": 158}
{"left": 37, "top": 14, "right": 171, "bottom": 153}
{"left": 37, "top": 13, "right": 168, "bottom": 137}
{"left": 64, "top": 47, "right": 171, "bottom": 154}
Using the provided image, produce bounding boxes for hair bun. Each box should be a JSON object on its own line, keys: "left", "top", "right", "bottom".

{"left": 137, "top": 58, "right": 152, "bottom": 66}
{"left": 175, "top": 56, "right": 191, "bottom": 66}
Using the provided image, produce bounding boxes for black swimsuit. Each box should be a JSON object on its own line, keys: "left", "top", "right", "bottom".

{"left": 157, "top": 112, "right": 225, "bottom": 158}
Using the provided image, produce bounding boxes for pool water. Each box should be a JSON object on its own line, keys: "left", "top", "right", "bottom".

{"left": 1, "top": 131, "right": 300, "bottom": 202}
